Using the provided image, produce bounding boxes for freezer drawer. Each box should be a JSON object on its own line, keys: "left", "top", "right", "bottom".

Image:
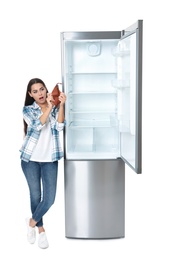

{"left": 64, "top": 159, "right": 125, "bottom": 238}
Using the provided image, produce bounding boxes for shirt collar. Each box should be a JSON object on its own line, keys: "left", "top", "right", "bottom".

{"left": 32, "top": 101, "right": 41, "bottom": 110}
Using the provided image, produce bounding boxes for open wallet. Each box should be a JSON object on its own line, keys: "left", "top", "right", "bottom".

{"left": 51, "top": 83, "right": 62, "bottom": 107}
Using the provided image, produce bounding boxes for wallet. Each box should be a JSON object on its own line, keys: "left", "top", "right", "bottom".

{"left": 51, "top": 83, "right": 61, "bottom": 107}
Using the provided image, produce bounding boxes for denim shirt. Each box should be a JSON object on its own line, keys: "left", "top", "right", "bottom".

{"left": 20, "top": 101, "right": 65, "bottom": 162}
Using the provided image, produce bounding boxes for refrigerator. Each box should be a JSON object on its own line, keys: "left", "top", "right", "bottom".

{"left": 60, "top": 20, "right": 143, "bottom": 239}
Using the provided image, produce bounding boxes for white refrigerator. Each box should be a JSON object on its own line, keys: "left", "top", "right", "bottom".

{"left": 60, "top": 20, "right": 143, "bottom": 239}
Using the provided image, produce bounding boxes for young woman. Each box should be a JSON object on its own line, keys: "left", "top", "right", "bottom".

{"left": 20, "top": 78, "right": 66, "bottom": 249}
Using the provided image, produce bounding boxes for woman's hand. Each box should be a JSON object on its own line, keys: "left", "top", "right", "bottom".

{"left": 46, "top": 93, "right": 55, "bottom": 107}
{"left": 59, "top": 92, "right": 66, "bottom": 105}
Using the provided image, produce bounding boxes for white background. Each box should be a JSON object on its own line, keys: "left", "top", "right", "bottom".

{"left": 0, "top": 0, "right": 173, "bottom": 259}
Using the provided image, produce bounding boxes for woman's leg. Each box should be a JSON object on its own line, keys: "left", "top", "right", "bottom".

{"left": 31, "top": 161, "right": 58, "bottom": 228}
{"left": 21, "top": 160, "right": 58, "bottom": 229}
{"left": 21, "top": 160, "right": 42, "bottom": 225}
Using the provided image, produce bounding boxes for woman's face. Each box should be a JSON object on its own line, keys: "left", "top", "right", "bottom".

{"left": 29, "top": 83, "right": 47, "bottom": 105}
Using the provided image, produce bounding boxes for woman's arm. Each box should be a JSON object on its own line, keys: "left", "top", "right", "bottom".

{"left": 57, "top": 92, "right": 66, "bottom": 123}
{"left": 39, "top": 93, "right": 54, "bottom": 125}
{"left": 39, "top": 105, "right": 52, "bottom": 125}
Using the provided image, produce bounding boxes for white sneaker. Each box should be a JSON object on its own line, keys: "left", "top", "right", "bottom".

{"left": 38, "top": 232, "right": 49, "bottom": 249}
{"left": 25, "top": 218, "right": 36, "bottom": 244}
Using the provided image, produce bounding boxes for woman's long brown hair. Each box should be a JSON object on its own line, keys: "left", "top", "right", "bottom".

{"left": 23, "top": 78, "right": 48, "bottom": 135}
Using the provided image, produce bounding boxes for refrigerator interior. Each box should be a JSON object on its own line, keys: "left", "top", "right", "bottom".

{"left": 63, "top": 35, "right": 136, "bottom": 161}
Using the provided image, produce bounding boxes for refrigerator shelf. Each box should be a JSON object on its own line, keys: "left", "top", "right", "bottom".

{"left": 117, "top": 86, "right": 130, "bottom": 90}
{"left": 69, "top": 120, "right": 118, "bottom": 128}
{"left": 66, "top": 72, "right": 117, "bottom": 75}
{"left": 69, "top": 110, "right": 117, "bottom": 114}
{"left": 68, "top": 91, "right": 117, "bottom": 94}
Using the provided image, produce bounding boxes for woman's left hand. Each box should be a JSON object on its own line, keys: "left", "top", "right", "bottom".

{"left": 59, "top": 92, "right": 66, "bottom": 105}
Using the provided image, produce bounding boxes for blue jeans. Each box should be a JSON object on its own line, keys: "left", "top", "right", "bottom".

{"left": 21, "top": 160, "right": 58, "bottom": 227}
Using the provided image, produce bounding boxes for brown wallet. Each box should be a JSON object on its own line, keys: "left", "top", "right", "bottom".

{"left": 51, "top": 83, "right": 61, "bottom": 107}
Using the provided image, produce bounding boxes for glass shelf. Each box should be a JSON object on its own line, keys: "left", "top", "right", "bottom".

{"left": 68, "top": 91, "right": 117, "bottom": 94}
{"left": 67, "top": 72, "right": 117, "bottom": 75}
{"left": 69, "top": 120, "right": 117, "bottom": 128}
{"left": 69, "top": 110, "right": 117, "bottom": 114}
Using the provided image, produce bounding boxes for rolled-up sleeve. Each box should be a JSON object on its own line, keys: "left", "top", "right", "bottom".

{"left": 49, "top": 108, "right": 66, "bottom": 132}
{"left": 56, "top": 122, "right": 65, "bottom": 131}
